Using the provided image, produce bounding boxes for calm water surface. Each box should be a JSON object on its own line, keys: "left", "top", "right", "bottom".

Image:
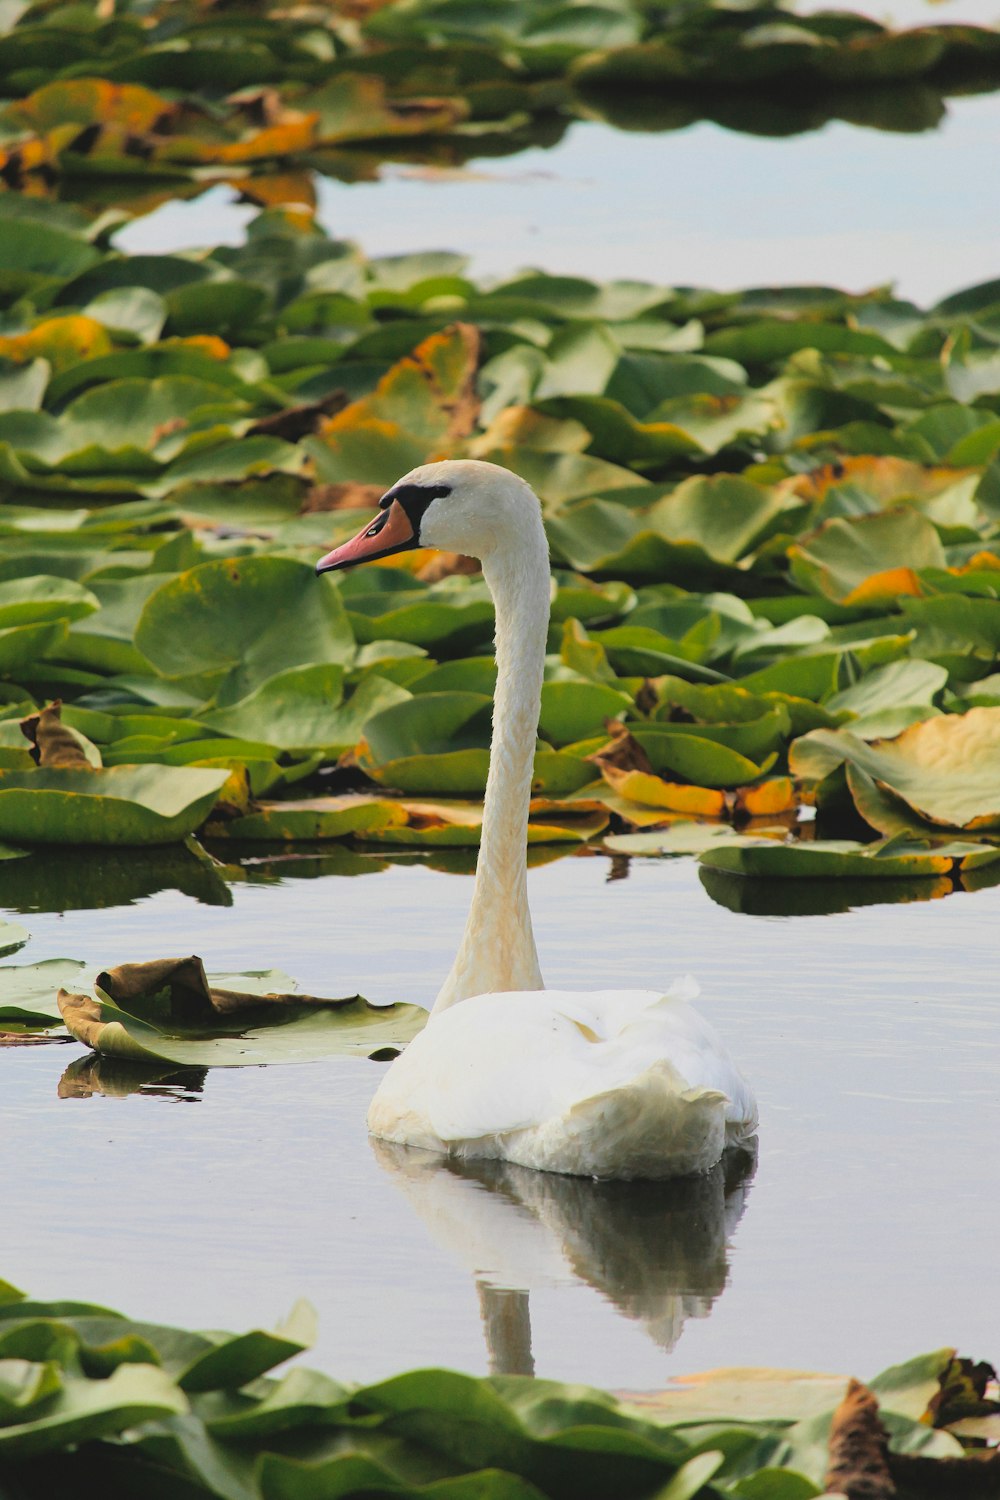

{"left": 6, "top": 854, "right": 1000, "bottom": 1388}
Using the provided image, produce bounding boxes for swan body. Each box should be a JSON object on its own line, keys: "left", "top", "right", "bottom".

{"left": 369, "top": 980, "right": 755, "bottom": 1179}
{"left": 317, "top": 459, "right": 757, "bottom": 1180}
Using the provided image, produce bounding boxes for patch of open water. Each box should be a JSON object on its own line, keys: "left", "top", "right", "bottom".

{"left": 118, "top": 90, "right": 1000, "bottom": 305}
{"left": 6, "top": 853, "right": 1000, "bottom": 1387}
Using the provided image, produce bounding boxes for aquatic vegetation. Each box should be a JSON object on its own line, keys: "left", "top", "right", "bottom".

{"left": 0, "top": 201, "right": 998, "bottom": 907}
{"left": 0, "top": 1278, "right": 994, "bottom": 1496}
{"left": 2, "top": 953, "right": 424, "bottom": 1062}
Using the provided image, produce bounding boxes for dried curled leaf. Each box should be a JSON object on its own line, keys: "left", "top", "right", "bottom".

{"left": 300, "top": 481, "right": 386, "bottom": 513}
{"left": 928, "top": 1356, "right": 1000, "bottom": 1428}
{"left": 94, "top": 954, "right": 330, "bottom": 1015}
{"left": 825, "top": 1379, "right": 895, "bottom": 1500}
{"left": 248, "top": 391, "right": 348, "bottom": 442}
{"left": 587, "top": 721, "right": 654, "bottom": 776}
{"left": 19, "top": 702, "right": 91, "bottom": 769}
{"left": 416, "top": 552, "right": 480, "bottom": 583}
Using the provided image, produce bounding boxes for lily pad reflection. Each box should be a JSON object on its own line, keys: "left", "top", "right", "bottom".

{"left": 699, "top": 865, "right": 954, "bottom": 917}
{"left": 58, "top": 1054, "right": 207, "bottom": 1102}
{"left": 0, "top": 843, "right": 231, "bottom": 913}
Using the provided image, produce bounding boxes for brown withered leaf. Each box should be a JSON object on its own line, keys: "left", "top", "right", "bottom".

{"left": 416, "top": 551, "right": 480, "bottom": 582}
{"left": 228, "top": 87, "right": 285, "bottom": 129}
{"left": 825, "top": 1379, "right": 895, "bottom": 1500}
{"left": 233, "top": 174, "right": 317, "bottom": 212}
{"left": 586, "top": 721, "right": 654, "bottom": 777}
{"left": 249, "top": 391, "right": 348, "bottom": 442}
{"left": 57, "top": 991, "right": 106, "bottom": 1050}
{"left": 19, "top": 701, "right": 90, "bottom": 769}
{"left": 928, "top": 1357, "right": 1000, "bottom": 1427}
{"left": 57, "top": 955, "right": 355, "bottom": 1044}
{"left": 889, "top": 1451, "right": 1000, "bottom": 1498}
{"left": 301, "top": 481, "right": 385, "bottom": 514}
{"left": 96, "top": 955, "right": 331, "bottom": 1015}
{"left": 440, "top": 322, "right": 481, "bottom": 442}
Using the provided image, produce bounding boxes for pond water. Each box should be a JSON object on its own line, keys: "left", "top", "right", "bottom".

{"left": 119, "top": 90, "right": 1000, "bottom": 305}
{"left": 7, "top": 852, "right": 1000, "bottom": 1388}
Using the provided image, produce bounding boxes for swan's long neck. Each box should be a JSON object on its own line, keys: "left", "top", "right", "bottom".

{"left": 432, "top": 529, "right": 550, "bottom": 1014}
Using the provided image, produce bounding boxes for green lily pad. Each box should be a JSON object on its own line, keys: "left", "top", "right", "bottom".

{"left": 359, "top": 747, "right": 596, "bottom": 797}
{"left": 594, "top": 625, "right": 729, "bottom": 682}
{"left": 627, "top": 727, "right": 776, "bottom": 788}
{"left": 0, "top": 959, "right": 85, "bottom": 1026}
{"left": 135, "top": 557, "right": 355, "bottom": 705}
{"left": 0, "top": 575, "right": 98, "bottom": 630}
{"left": 346, "top": 596, "right": 495, "bottom": 653}
{"left": 823, "top": 659, "right": 947, "bottom": 723}
{"left": 789, "top": 508, "right": 946, "bottom": 603}
{"left": 790, "top": 708, "right": 1000, "bottom": 830}
{"left": 200, "top": 665, "right": 411, "bottom": 754}
{"left": 537, "top": 680, "right": 632, "bottom": 747}
{"left": 635, "top": 709, "right": 789, "bottom": 762}
{"left": 363, "top": 691, "right": 493, "bottom": 763}
{"left": 0, "top": 765, "right": 229, "bottom": 846}
{"left": 0, "top": 1361, "right": 187, "bottom": 1461}
{"left": 698, "top": 836, "right": 1000, "bottom": 879}
{"left": 605, "top": 823, "right": 777, "bottom": 856}
{"left": 210, "top": 796, "right": 405, "bottom": 842}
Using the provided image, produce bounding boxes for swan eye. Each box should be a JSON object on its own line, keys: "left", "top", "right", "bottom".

{"left": 365, "top": 511, "right": 391, "bottom": 538}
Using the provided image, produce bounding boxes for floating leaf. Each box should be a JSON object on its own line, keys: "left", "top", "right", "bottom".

{"left": 0, "top": 766, "right": 229, "bottom": 845}
{"left": 698, "top": 836, "right": 1000, "bottom": 879}
{"left": 0, "top": 1362, "right": 187, "bottom": 1461}
{"left": 209, "top": 795, "right": 406, "bottom": 842}
{"left": 58, "top": 954, "right": 426, "bottom": 1066}
{"left": 790, "top": 709, "right": 1000, "bottom": 830}
{"left": 358, "top": 746, "right": 596, "bottom": 798}
{"left": 201, "top": 665, "right": 410, "bottom": 753}
{"left": 605, "top": 822, "right": 771, "bottom": 856}
{"left": 599, "top": 767, "right": 726, "bottom": 818}
{"left": 628, "top": 727, "right": 776, "bottom": 788}
{"left": 136, "top": 557, "right": 354, "bottom": 705}
{"left": 309, "top": 324, "right": 481, "bottom": 485}
{"left": 788, "top": 508, "right": 945, "bottom": 603}
{"left": 0, "top": 959, "right": 90, "bottom": 1026}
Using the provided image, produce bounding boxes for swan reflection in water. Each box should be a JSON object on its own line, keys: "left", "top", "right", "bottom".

{"left": 371, "top": 1139, "right": 757, "bottom": 1375}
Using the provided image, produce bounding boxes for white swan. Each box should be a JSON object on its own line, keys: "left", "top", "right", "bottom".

{"left": 316, "top": 459, "right": 757, "bottom": 1180}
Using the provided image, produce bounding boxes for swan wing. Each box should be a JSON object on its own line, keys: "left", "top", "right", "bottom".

{"left": 369, "top": 984, "right": 756, "bottom": 1151}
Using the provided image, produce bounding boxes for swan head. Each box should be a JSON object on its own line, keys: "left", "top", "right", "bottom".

{"left": 315, "top": 459, "right": 544, "bottom": 574}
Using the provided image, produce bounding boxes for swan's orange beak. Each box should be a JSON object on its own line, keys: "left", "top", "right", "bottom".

{"left": 315, "top": 500, "right": 418, "bottom": 575}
